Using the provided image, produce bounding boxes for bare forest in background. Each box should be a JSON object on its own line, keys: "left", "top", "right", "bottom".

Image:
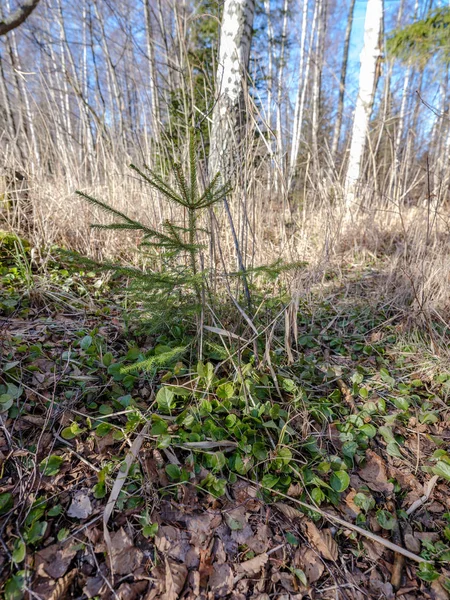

{"left": 0, "top": 0, "right": 449, "bottom": 321}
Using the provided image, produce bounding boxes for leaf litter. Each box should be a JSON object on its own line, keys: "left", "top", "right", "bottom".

{"left": 2, "top": 258, "right": 450, "bottom": 598}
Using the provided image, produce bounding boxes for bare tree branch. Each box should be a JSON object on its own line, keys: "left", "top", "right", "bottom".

{"left": 0, "top": 0, "right": 41, "bottom": 36}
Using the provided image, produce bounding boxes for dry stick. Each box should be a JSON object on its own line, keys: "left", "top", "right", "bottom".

{"left": 406, "top": 475, "right": 439, "bottom": 516}
{"left": 238, "top": 476, "right": 428, "bottom": 564}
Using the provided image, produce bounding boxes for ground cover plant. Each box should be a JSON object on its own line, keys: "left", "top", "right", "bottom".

{"left": 1, "top": 229, "right": 450, "bottom": 600}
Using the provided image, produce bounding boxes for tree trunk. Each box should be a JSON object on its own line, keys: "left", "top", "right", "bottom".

{"left": 208, "top": 0, "right": 255, "bottom": 180}
{"left": 344, "top": 0, "right": 383, "bottom": 209}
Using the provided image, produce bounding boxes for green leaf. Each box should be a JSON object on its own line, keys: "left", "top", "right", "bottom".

{"left": 417, "top": 562, "right": 440, "bottom": 582}
{"left": 393, "top": 397, "right": 410, "bottom": 411}
{"left": 48, "top": 504, "right": 63, "bottom": 517}
{"left": 57, "top": 528, "right": 69, "bottom": 542}
{"left": 156, "top": 387, "right": 176, "bottom": 414}
{"left": 376, "top": 510, "right": 397, "bottom": 530}
{"left": 0, "top": 394, "right": 13, "bottom": 412}
{"left": 293, "top": 568, "right": 307, "bottom": 586}
{"left": 143, "top": 522, "right": 158, "bottom": 538}
{"left": 0, "top": 492, "right": 13, "bottom": 515}
{"left": 4, "top": 571, "right": 26, "bottom": 600}
{"left": 225, "top": 414, "right": 237, "bottom": 428}
{"left": 61, "top": 422, "right": 84, "bottom": 440}
{"left": 7, "top": 383, "right": 22, "bottom": 399}
{"left": 165, "top": 464, "right": 181, "bottom": 481}
{"left": 252, "top": 442, "right": 268, "bottom": 461}
{"left": 261, "top": 474, "right": 279, "bottom": 489}
{"left": 39, "top": 455, "right": 64, "bottom": 477}
{"left": 286, "top": 532, "right": 299, "bottom": 546}
{"left": 26, "top": 520, "right": 48, "bottom": 545}
{"left": 354, "top": 492, "right": 375, "bottom": 512}
{"left": 80, "top": 335, "right": 93, "bottom": 351}
{"left": 102, "top": 352, "right": 113, "bottom": 367}
{"left": 217, "top": 382, "right": 234, "bottom": 400}
{"left": 433, "top": 460, "right": 450, "bottom": 481}
{"left": 359, "top": 424, "right": 377, "bottom": 438}
{"left": 151, "top": 419, "right": 168, "bottom": 435}
{"left": 311, "top": 487, "right": 325, "bottom": 505}
{"left": 330, "top": 471, "right": 350, "bottom": 493}
{"left": 12, "top": 540, "right": 26, "bottom": 564}
{"left": 386, "top": 441, "right": 403, "bottom": 458}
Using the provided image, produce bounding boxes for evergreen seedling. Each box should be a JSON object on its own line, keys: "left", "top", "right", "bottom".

{"left": 76, "top": 132, "right": 231, "bottom": 333}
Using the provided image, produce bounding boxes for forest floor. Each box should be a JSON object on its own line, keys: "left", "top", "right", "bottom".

{"left": 1, "top": 233, "right": 450, "bottom": 600}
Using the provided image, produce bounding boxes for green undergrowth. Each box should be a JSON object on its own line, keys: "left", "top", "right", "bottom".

{"left": 1, "top": 240, "right": 450, "bottom": 595}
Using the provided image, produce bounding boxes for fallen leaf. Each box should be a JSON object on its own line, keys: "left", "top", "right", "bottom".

{"left": 224, "top": 507, "right": 247, "bottom": 531}
{"left": 246, "top": 524, "right": 271, "bottom": 553}
{"left": 35, "top": 541, "right": 77, "bottom": 579}
{"left": 359, "top": 450, "right": 394, "bottom": 494}
{"left": 294, "top": 547, "right": 324, "bottom": 583}
{"left": 303, "top": 520, "right": 338, "bottom": 562}
{"left": 67, "top": 489, "right": 93, "bottom": 519}
{"left": 404, "top": 533, "right": 421, "bottom": 554}
{"left": 235, "top": 553, "right": 268, "bottom": 576}
{"left": 48, "top": 570, "right": 77, "bottom": 600}
{"left": 271, "top": 571, "right": 297, "bottom": 593}
{"left": 274, "top": 501, "right": 303, "bottom": 521}
{"left": 83, "top": 575, "right": 106, "bottom": 599}
{"left": 116, "top": 581, "right": 148, "bottom": 600}
{"left": 155, "top": 525, "right": 191, "bottom": 563}
{"left": 208, "top": 563, "right": 234, "bottom": 598}
{"left": 164, "top": 556, "right": 187, "bottom": 600}
{"left": 110, "top": 528, "right": 143, "bottom": 575}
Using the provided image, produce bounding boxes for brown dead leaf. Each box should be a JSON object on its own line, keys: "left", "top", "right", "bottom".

{"left": 359, "top": 450, "right": 394, "bottom": 494}
{"left": 208, "top": 563, "right": 234, "bottom": 598}
{"left": 35, "top": 541, "right": 77, "bottom": 579}
{"left": 246, "top": 524, "right": 271, "bottom": 554}
{"left": 116, "top": 581, "right": 148, "bottom": 600}
{"left": 286, "top": 482, "right": 303, "bottom": 498}
{"left": 274, "top": 501, "right": 303, "bottom": 521}
{"left": 303, "top": 520, "right": 338, "bottom": 562}
{"left": 294, "top": 547, "right": 324, "bottom": 583}
{"left": 164, "top": 556, "right": 188, "bottom": 600}
{"left": 110, "top": 528, "right": 143, "bottom": 575}
{"left": 224, "top": 506, "right": 248, "bottom": 531}
{"left": 344, "top": 489, "right": 361, "bottom": 519}
{"left": 235, "top": 553, "right": 268, "bottom": 576}
{"left": 83, "top": 575, "right": 106, "bottom": 599}
{"left": 155, "top": 525, "right": 191, "bottom": 563}
{"left": 271, "top": 571, "right": 297, "bottom": 593}
{"left": 362, "top": 539, "right": 385, "bottom": 561}
{"left": 184, "top": 512, "right": 222, "bottom": 547}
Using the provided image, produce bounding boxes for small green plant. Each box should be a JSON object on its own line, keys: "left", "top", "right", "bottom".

{"left": 76, "top": 131, "right": 231, "bottom": 336}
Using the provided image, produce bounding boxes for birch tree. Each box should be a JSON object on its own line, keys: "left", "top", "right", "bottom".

{"left": 344, "top": 0, "right": 383, "bottom": 209}
{"left": 208, "top": 0, "right": 256, "bottom": 179}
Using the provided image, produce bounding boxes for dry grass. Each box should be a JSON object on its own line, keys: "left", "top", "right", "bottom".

{"left": 1, "top": 144, "right": 450, "bottom": 335}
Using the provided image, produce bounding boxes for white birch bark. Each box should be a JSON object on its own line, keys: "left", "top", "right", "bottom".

{"left": 344, "top": 0, "right": 383, "bottom": 209}
{"left": 289, "top": 0, "right": 318, "bottom": 189}
{"left": 264, "top": 0, "right": 274, "bottom": 190}
{"left": 208, "top": 0, "right": 255, "bottom": 179}
{"left": 289, "top": 0, "right": 308, "bottom": 178}
{"left": 275, "top": 0, "right": 289, "bottom": 192}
